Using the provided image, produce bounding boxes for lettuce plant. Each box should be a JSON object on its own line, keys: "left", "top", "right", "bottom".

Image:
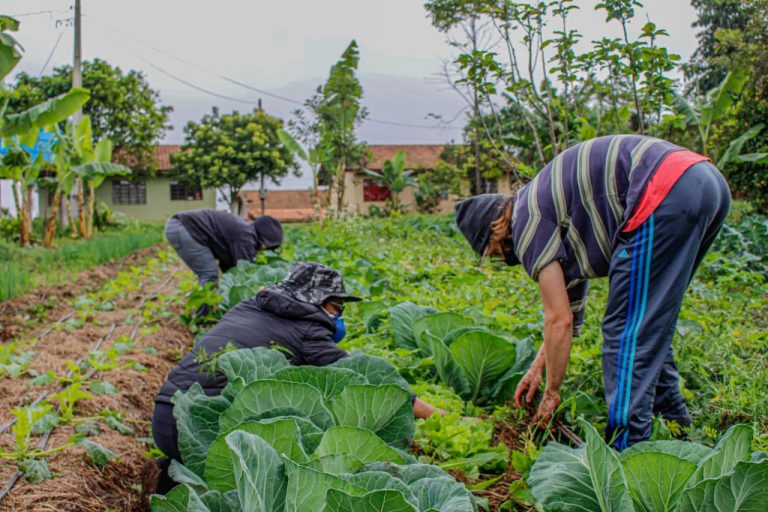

{"left": 152, "top": 347, "right": 476, "bottom": 511}
{"left": 391, "top": 304, "right": 535, "bottom": 405}
{"left": 527, "top": 420, "right": 768, "bottom": 511}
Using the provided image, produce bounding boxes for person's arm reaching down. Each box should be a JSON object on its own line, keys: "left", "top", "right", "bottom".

{"left": 517, "top": 261, "right": 573, "bottom": 424}
{"left": 413, "top": 397, "right": 446, "bottom": 419}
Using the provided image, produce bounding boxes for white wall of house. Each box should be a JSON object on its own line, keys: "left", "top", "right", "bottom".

{"left": 0, "top": 180, "right": 39, "bottom": 218}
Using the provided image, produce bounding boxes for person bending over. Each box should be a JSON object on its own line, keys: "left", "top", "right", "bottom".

{"left": 152, "top": 261, "right": 441, "bottom": 464}
{"left": 165, "top": 209, "right": 283, "bottom": 287}
{"left": 455, "top": 135, "right": 730, "bottom": 450}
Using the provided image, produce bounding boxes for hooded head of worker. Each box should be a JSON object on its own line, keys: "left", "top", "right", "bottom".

{"left": 454, "top": 194, "right": 519, "bottom": 266}
{"left": 253, "top": 215, "right": 284, "bottom": 250}
{"left": 272, "top": 261, "right": 361, "bottom": 343}
{"left": 273, "top": 261, "right": 362, "bottom": 307}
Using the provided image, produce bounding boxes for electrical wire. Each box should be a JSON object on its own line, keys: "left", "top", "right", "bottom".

{"left": 38, "top": 27, "right": 66, "bottom": 77}
{"left": 90, "top": 16, "right": 464, "bottom": 131}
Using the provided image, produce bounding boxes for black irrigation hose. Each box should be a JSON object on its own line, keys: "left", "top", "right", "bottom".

{"left": 0, "top": 274, "right": 173, "bottom": 436}
{"left": 0, "top": 323, "right": 118, "bottom": 437}
{"left": 0, "top": 274, "right": 176, "bottom": 503}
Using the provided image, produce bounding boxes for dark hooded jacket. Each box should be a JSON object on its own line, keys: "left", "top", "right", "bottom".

{"left": 174, "top": 209, "right": 260, "bottom": 272}
{"left": 155, "top": 288, "right": 347, "bottom": 405}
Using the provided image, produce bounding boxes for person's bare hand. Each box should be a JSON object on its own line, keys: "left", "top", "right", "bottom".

{"left": 533, "top": 389, "right": 561, "bottom": 426}
{"left": 514, "top": 365, "right": 543, "bottom": 408}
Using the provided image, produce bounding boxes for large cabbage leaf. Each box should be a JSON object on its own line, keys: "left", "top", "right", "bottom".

{"left": 224, "top": 431, "right": 287, "bottom": 511}
{"left": 283, "top": 459, "right": 364, "bottom": 512}
{"left": 328, "top": 384, "right": 414, "bottom": 448}
{"left": 678, "top": 459, "right": 768, "bottom": 511}
{"left": 410, "top": 476, "right": 476, "bottom": 512}
{"left": 325, "top": 489, "right": 417, "bottom": 512}
{"left": 205, "top": 419, "right": 308, "bottom": 492}
{"left": 528, "top": 420, "right": 633, "bottom": 511}
{"left": 449, "top": 331, "right": 519, "bottom": 404}
{"left": 343, "top": 471, "right": 419, "bottom": 507}
{"left": 412, "top": 313, "right": 474, "bottom": 351}
{"left": 313, "top": 426, "right": 406, "bottom": 465}
{"left": 389, "top": 302, "right": 437, "bottom": 350}
{"left": 685, "top": 424, "right": 753, "bottom": 488}
{"left": 270, "top": 366, "right": 366, "bottom": 400}
{"left": 151, "top": 483, "right": 211, "bottom": 512}
{"left": 329, "top": 352, "right": 411, "bottom": 391}
{"left": 172, "top": 384, "right": 232, "bottom": 477}
{"left": 218, "top": 380, "right": 334, "bottom": 432}
{"left": 217, "top": 348, "right": 289, "bottom": 386}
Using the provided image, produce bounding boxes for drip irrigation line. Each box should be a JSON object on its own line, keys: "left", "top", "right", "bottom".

{"left": 0, "top": 275, "right": 172, "bottom": 436}
{"left": 0, "top": 471, "right": 22, "bottom": 503}
{"left": 0, "top": 274, "right": 176, "bottom": 503}
{"left": 35, "top": 312, "right": 74, "bottom": 342}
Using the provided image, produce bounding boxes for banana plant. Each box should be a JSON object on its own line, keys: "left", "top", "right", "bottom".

{"left": 0, "top": 131, "right": 52, "bottom": 246}
{"left": 673, "top": 67, "right": 748, "bottom": 156}
{"left": 69, "top": 116, "right": 130, "bottom": 238}
{"left": 362, "top": 150, "right": 417, "bottom": 213}
{"left": 1, "top": 15, "right": 89, "bottom": 246}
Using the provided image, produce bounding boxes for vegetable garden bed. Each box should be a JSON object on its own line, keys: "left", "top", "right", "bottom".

{"left": 0, "top": 212, "right": 766, "bottom": 511}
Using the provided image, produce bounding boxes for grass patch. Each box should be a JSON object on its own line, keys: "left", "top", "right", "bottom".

{"left": 0, "top": 223, "right": 164, "bottom": 301}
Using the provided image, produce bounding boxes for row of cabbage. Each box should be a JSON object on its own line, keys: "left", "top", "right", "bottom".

{"left": 151, "top": 348, "right": 477, "bottom": 511}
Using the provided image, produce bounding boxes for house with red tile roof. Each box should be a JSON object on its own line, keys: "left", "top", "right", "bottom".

{"left": 39, "top": 143, "right": 515, "bottom": 223}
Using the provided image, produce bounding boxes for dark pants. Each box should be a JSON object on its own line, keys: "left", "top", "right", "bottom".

{"left": 152, "top": 402, "right": 180, "bottom": 460}
{"left": 164, "top": 217, "right": 219, "bottom": 287}
{"left": 602, "top": 162, "right": 730, "bottom": 450}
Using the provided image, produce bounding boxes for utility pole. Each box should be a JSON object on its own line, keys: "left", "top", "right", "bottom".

{"left": 72, "top": 0, "right": 83, "bottom": 121}
{"left": 257, "top": 98, "right": 267, "bottom": 216}
{"left": 65, "top": 0, "right": 83, "bottom": 231}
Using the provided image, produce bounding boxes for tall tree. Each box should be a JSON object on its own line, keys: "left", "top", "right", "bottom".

{"left": 0, "top": 15, "right": 89, "bottom": 246}
{"left": 314, "top": 41, "right": 368, "bottom": 215}
{"left": 171, "top": 108, "right": 297, "bottom": 215}
{"left": 686, "top": 0, "right": 768, "bottom": 211}
{"left": 9, "top": 59, "right": 172, "bottom": 174}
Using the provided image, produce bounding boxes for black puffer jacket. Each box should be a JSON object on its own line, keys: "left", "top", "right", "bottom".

{"left": 155, "top": 288, "right": 347, "bottom": 405}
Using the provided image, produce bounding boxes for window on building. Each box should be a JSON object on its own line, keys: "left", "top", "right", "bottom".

{"left": 170, "top": 180, "right": 203, "bottom": 201}
{"left": 112, "top": 179, "right": 146, "bottom": 205}
{"left": 363, "top": 179, "right": 391, "bottom": 202}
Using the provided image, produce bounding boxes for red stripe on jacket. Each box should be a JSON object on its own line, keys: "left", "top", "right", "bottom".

{"left": 623, "top": 150, "right": 710, "bottom": 232}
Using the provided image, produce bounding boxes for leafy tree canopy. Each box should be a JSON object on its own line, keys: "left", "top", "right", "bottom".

{"left": 171, "top": 107, "right": 298, "bottom": 212}
{"left": 8, "top": 58, "right": 172, "bottom": 174}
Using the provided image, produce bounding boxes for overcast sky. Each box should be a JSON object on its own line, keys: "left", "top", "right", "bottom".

{"left": 5, "top": 1, "right": 700, "bottom": 188}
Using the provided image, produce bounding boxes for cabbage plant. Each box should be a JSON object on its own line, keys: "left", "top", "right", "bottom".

{"left": 390, "top": 303, "right": 535, "bottom": 405}
{"left": 151, "top": 348, "right": 476, "bottom": 511}
{"left": 528, "top": 420, "right": 768, "bottom": 511}
{"left": 218, "top": 258, "right": 291, "bottom": 312}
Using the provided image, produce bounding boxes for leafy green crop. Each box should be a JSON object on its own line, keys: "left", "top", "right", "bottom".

{"left": 528, "top": 420, "right": 768, "bottom": 512}
{"left": 218, "top": 257, "right": 291, "bottom": 312}
{"left": 391, "top": 304, "right": 535, "bottom": 405}
{"left": 153, "top": 347, "right": 474, "bottom": 511}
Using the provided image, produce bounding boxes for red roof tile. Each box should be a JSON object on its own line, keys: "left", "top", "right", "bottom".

{"left": 359, "top": 144, "right": 445, "bottom": 171}
{"left": 149, "top": 144, "right": 446, "bottom": 173}
{"left": 155, "top": 145, "right": 182, "bottom": 171}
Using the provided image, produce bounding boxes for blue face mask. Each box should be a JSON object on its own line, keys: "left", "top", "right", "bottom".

{"left": 332, "top": 315, "right": 346, "bottom": 344}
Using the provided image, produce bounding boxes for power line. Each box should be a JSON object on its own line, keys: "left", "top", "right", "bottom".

{"left": 92, "top": 23, "right": 263, "bottom": 106}
{"left": 8, "top": 10, "right": 56, "bottom": 18}
{"left": 90, "top": 17, "right": 464, "bottom": 131}
{"left": 39, "top": 28, "right": 66, "bottom": 77}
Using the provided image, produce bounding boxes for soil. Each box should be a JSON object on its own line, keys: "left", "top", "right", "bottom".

{"left": 0, "top": 245, "right": 194, "bottom": 512}
{"left": 0, "top": 245, "right": 163, "bottom": 342}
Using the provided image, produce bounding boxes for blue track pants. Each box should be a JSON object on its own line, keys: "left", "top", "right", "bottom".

{"left": 602, "top": 162, "right": 731, "bottom": 450}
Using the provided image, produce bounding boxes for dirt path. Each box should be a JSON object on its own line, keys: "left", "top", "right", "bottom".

{"left": 0, "top": 246, "right": 194, "bottom": 511}
{"left": 0, "top": 245, "right": 163, "bottom": 342}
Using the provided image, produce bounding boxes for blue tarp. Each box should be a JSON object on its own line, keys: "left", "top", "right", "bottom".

{"left": 0, "top": 129, "right": 57, "bottom": 163}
